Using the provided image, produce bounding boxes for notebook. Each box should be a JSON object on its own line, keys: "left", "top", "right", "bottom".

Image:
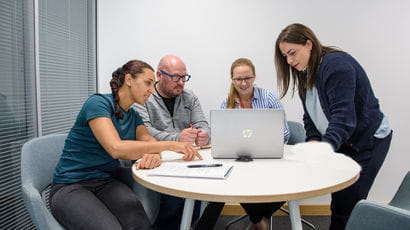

{"left": 147, "top": 163, "right": 233, "bottom": 179}
{"left": 210, "top": 109, "right": 284, "bottom": 159}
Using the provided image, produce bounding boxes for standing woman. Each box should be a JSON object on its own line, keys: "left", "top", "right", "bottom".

{"left": 50, "top": 60, "right": 202, "bottom": 230}
{"left": 274, "top": 23, "right": 392, "bottom": 230}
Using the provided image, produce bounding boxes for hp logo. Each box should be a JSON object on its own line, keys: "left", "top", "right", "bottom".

{"left": 242, "top": 129, "right": 253, "bottom": 138}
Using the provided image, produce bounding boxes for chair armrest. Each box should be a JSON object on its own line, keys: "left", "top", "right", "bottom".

{"left": 21, "top": 184, "right": 64, "bottom": 230}
{"left": 345, "top": 200, "right": 410, "bottom": 230}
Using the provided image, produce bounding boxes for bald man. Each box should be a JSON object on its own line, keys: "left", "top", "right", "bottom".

{"left": 134, "top": 54, "right": 210, "bottom": 146}
{"left": 133, "top": 55, "right": 211, "bottom": 230}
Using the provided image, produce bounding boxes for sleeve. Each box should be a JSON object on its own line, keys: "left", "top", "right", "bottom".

{"left": 220, "top": 99, "right": 227, "bottom": 109}
{"left": 82, "top": 95, "right": 113, "bottom": 122}
{"left": 320, "top": 63, "right": 357, "bottom": 150}
{"left": 267, "top": 91, "right": 290, "bottom": 143}
{"left": 190, "top": 95, "right": 211, "bottom": 140}
{"left": 132, "top": 103, "right": 179, "bottom": 141}
{"left": 133, "top": 109, "right": 144, "bottom": 127}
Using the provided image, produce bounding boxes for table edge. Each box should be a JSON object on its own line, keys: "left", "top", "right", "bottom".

{"left": 132, "top": 171, "right": 360, "bottom": 203}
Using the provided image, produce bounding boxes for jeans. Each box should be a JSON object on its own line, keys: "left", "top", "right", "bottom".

{"left": 329, "top": 131, "right": 393, "bottom": 230}
{"left": 50, "top": 177, "right": 151, "bottom": 230}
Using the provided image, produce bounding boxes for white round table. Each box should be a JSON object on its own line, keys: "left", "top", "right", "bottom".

{"left": 133, "top": 144, "right": 360, "bottom": 230}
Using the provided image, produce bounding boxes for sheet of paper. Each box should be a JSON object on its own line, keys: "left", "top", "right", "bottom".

{"left": 148, "top": 162, "right": 233, "bottom": 179}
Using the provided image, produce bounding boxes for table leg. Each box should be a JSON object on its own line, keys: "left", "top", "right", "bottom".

{"left": 288, "top": 200, "right": 303, "bottom": 230}
{"left": 180, "top": 198, "right": 195, "bottom": 230}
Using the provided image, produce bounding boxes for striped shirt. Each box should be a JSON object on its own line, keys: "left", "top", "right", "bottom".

{"left": 220, "top": 87, "right": 290, "bottom": 143}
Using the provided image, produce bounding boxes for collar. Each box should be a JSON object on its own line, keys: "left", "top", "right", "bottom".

{"left": 235, "top": 86, "right": 258, "bottom": 108}
{"left": 251, "top": 86, "right": 261, "bottom": 101}
{"left": 152, "top": 82, "right": 183, "bottom": 100}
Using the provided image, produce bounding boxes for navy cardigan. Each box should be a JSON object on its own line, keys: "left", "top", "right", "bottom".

{"left": 301, "top": 52, "right": 383, "bottom": 152}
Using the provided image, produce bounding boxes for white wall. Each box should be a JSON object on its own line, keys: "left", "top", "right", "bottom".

{"left": 98, "top": 0, "right": 410, "bottom": 204}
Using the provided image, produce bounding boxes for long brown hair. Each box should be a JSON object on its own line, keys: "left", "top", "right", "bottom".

{"left": 226, "top": 58, "right": 255, "bottom": 108}
{"left": 274, "top": 23, "right": 339, "bottom": 98}
{"left": 110, "top": 60, "right": 154, "bottom": 119}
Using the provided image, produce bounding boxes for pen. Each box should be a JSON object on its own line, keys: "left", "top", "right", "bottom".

{"left": 187, "top": 164, "right": 223, "bottom": 168}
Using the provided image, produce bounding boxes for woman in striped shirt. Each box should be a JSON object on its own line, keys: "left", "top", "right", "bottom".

{"left": 223, "top": 58, "right": 290, "bottom": 229}
{"left": 221, "top": 58, "right": 290, "bottom": 141}
{"left": 195, "top": 58, "right": 290, "bottom": 230}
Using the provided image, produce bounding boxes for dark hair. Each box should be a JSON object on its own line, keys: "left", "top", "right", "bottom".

{"left": 274, "top": 23, "right": 339, "bottom": 98}
{"left": 227, "top": 58, "right": 256, "bottom": 108}
{"left": 110, "top": 60, "right": 154, "bottom": 119}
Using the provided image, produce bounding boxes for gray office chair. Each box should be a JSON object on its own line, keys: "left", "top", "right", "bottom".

{"left": 287, "top": 120, "right": 306, "bottom": 145}
{"left": 226, "top": 121, "right": 315, "bottom": 230}
{"left": 345, "top": 171, "right": 410, "bottom": 230}
{"left": 21, "top": 134, "right": 66, "bottom": 230}
{"left": 21, "top": 134, "right": 161, "bottom": 229}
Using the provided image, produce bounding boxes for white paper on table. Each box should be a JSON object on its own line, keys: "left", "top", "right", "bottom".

{"left": 148, "top": 162, "right": 233, "bottom": 179}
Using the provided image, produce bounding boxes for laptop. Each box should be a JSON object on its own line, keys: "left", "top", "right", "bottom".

{"left": 210, "top": 109, "right": 285, "bottom": 159}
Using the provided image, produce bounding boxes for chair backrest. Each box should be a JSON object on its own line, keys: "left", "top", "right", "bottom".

{"left": 345, "top": 199, "right": 410, "bottom": 230}
{"left": 287, "top": 121, "right": 306, "bottom": 145}
{"left": 21, "top": 134, "right": 67, "bottom": 230}
{"left": 346, "top": 171, "right": 410, "bottom": 230}
{"left": 389, "top": 171, "right": 410, "bottom": 210}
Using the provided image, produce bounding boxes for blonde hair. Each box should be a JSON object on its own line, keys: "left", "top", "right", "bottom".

{"left": 226, "top": 58, "right": 255, "bottom": 108}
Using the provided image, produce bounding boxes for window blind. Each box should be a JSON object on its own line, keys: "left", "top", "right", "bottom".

{"left": 0, "top": 0, "right": 96, "bottom": 228}
{"left": 0, "top": 0, "right": 36, "bottom": 229}
{"left": 39, "top": 0, "right": 96, "bottom": 135}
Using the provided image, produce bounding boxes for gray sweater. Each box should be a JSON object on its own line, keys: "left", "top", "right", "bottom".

{"left": 132, "top": 88, "right": 210, "bottom": 143}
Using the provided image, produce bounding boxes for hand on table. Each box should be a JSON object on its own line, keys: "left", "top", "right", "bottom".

{"left": 136, "top": 153, "right": 161, "bottom": 169}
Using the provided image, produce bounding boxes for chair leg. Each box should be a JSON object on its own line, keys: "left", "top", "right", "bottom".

{"left": 225, "top": 214, "right": 248, "bottom": 230}
{"left": 279, "top": 207, "right": 317, "bottom": 230}
{"left": 225, "top": 208, "right": 317, "bottom": 230}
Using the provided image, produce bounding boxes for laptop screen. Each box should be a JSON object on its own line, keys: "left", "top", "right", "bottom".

{"left": 210, "top": 109, "right": 284, "bottom": 159}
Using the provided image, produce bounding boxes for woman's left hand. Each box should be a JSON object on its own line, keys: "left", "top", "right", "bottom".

{"left": 136, "top": 153, "right": 161, "bottom": 169}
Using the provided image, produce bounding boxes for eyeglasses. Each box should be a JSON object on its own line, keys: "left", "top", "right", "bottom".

{"left": 232, "top": 77, "right": 254, "bottom": 84}
{"left": 160, "top": 70, "right": 191, "bottom": 82}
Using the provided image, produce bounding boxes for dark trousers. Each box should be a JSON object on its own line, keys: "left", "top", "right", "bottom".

{"left": 193, "top": 202, "right": 225, "bottom": 230}
{"left": 193, "top": 201, "right": 285, "bottom": 229}
{"left": 241, "top": 201, "right": 285, "bottom": 224}
{"left": 153, "top": 194, "right": 201, "bottom": 230}
{"left": 50, "top": 178, "right": 151, "bottom": 230}
{"left": 329, "top": 132, "right": 392, "bottom": 230}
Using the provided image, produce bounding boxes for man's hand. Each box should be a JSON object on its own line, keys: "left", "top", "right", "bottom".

{"left": 136, "top": 154, "right": 161, "bottom": 169}
{"left": 179, "top": 127, "right": 199, "bottom": 143}
{"left": 195, "top": 130, "right": 209, "bottom": 147}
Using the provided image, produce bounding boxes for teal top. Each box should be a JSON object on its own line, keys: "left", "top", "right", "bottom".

{"left": 53, "top": 93, "right": 144, "bottom": 184}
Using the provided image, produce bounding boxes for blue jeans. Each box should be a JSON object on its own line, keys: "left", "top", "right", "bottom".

{"left": 50, "top": 177, "right": 151, "bottom": 230}
{"left": 329, "top": 131, "right": 393, "bottom": 230}
{"left": 153, "top": 194, "right": 201, "bottom": 230}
